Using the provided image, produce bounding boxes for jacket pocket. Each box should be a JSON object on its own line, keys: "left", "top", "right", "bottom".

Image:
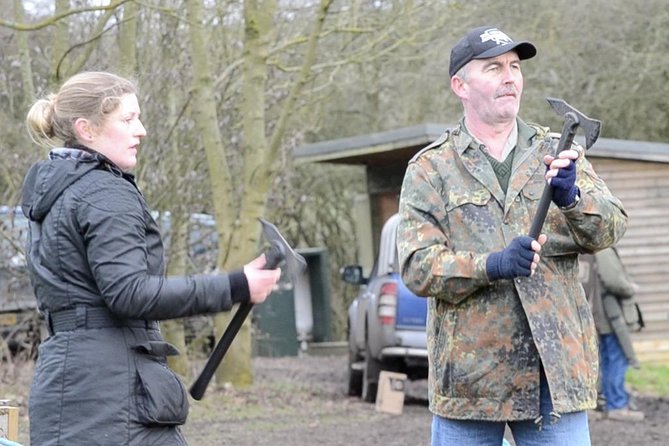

{"left": 446, "top": 187, "right": 491, "bottom": 211}
{"left": 444, "top": 187, "right": 492, "bottom": 243}
{"left": 132, "top": 341, "right": 189, "bottom": 427}
{"left": 520, "top": 177, "right": 545, "bottom": 210}
{"left": 620, "top": 299, "right": 644, "bottom": 332}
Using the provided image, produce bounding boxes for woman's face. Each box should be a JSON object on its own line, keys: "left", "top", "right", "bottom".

{"left": 87, "top": 93, "right": 146, "bottom": 171}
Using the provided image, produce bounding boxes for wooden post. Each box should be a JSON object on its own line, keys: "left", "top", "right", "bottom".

{"left": 0, "top": 401, "right": 19, "bottom": 442}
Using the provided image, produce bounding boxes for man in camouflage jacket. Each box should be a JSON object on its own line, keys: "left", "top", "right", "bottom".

{"left": 398, "top": 26, "right": 627, "bottom": 445}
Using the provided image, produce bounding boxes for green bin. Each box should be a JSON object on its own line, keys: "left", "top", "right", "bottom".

{"left": 252, "top": 247, "right": 332, "bottom": 357}
{"left": 252, "top": 276, "right": 298, "bottom": 357}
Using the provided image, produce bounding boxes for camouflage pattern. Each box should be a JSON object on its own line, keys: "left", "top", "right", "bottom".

{"left": 397, "top": 118, "right": 628, "bottom": 421}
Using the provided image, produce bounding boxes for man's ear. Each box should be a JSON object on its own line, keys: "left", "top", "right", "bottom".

{"left": 74, "top": 118, "right": 95, "bottom": 143}
{"left": 450, "top": 75, "right": 467, "bottom": 99}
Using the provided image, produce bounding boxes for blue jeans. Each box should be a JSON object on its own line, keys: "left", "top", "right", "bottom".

{"left": 431, "top": 368, "right": 591, "bottom": 446}
{"left": 599, "top": 333, "right": 629, "bottom": 410}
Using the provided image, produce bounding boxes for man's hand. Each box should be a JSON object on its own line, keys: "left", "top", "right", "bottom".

{"left": 544, "top": 149, "right": 579, "bottom": 208}
{"left": 486, "top": 235, "right": 547, "bottom": 280}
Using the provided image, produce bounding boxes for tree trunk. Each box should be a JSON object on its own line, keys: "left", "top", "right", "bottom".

{"left": 13, "top": 0, "right": 34, "bottom": 106}
{"left": 163, "top": 210, "right": 191, "bottom": 378}
{"left": 185, "top": 0, "right": 249, "bottom": 386}
{"left": 118, "top": 1, "right": 138, "bottom": 76}
{"left": 50, "top": 0, "right": 70, "bottom": 87}
{"left": 183, "top": 0, "right": 335, "bottom": 388}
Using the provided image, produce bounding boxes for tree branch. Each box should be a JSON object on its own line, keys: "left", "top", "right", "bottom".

{"left": 0, "top": 0, "right": 132, "bottom": 31}
{"left": 267, "top": 0, "right": 334, "bottom": 168}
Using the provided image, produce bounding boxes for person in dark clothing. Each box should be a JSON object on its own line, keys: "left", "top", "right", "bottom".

{"left": 21, "top": 71, "right": 281, "bottom": 446}
{"left": 580, "top": 247, "right": 645, "bottom": 422}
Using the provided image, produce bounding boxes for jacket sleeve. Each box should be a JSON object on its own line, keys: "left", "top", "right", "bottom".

{"left": 397, "top": 161, "right": 490, "bottom": 303}
{"left": 595, "top": 248, "right": 636, "bottom": 299}
{"left": 560, "top": 151, "right": 628, "bottom": 252}
{"left": 78, "top": 175, "right": 242, "bottom": 320}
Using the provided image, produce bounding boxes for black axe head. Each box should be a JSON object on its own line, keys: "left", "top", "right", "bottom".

{"left": 547, "top": 97, "right": 601, "bottom": 150}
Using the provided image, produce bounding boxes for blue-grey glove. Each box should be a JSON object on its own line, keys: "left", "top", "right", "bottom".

{"left": 551, "top": 159, "right": 579, "bottom": 208}
{"left": 486, "top": 236, "right": 536, "bottom": 280}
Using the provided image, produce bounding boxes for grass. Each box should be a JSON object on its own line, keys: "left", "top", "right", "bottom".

{"left": 627, "top": 362, "right": 669, "bottom": 398}
{"left": 187, "top": 378, "right": 324, "bottom": 424}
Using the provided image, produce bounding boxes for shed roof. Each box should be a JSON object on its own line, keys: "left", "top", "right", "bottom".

{"left": 295, "top": 123, "right": 669, "bottom": 165}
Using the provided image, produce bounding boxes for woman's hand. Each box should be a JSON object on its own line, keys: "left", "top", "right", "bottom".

{"left": 243, "top": 254, "right": 282, "bottom": 304}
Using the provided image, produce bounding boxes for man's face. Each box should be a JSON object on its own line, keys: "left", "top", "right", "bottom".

{"left": 88, "top": 93, "right": 146, "bottom": 171}
{"left": 453, "top": 51, "right": 524, "bottom": 125}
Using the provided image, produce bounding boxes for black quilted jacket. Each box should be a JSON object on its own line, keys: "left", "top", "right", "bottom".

{"left": 21, "top": 148, "right": 245, "bottom": 445}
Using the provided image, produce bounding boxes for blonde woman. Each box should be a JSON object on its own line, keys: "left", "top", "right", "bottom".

{"left": 22, "top": 71, "right": 280, "bottom": 445}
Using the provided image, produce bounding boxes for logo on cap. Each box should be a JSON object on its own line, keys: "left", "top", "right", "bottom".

{"left": 480, "top": 28, "right": 513, "bottom": 46}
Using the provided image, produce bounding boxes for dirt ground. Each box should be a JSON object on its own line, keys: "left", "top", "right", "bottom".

{"left": 2, "top": 353, "right": 668, "bottom": 445}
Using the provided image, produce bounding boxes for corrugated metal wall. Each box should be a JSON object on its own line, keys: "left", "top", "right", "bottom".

{"left": 590, "top": 158, "right": 669, "bottom": 363}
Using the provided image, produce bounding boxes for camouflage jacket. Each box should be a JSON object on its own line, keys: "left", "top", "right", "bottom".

{"left": 397, "top": 119, "right": 628, "bottom": 421}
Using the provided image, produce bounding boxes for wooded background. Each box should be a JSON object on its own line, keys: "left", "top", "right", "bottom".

{"left": 0, "top": 0, "right": 667, "bottom": 386}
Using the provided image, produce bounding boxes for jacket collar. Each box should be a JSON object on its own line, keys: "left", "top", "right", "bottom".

{"left": 451, "top": 117, "right": 537, "bottom": 155}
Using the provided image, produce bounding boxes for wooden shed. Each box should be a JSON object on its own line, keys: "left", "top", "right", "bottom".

{"left": 296, "top": 123, "right": 669, "bottom": 363}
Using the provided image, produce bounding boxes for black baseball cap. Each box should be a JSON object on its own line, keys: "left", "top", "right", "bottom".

{"left": 449, "top": 26, "right": 537, "bottom": 77}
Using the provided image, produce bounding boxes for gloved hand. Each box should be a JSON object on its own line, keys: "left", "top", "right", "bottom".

{"left": 486, "top": 236, "right": 537, "bottom": 280}
{"left": 550, "top": 159, "right": 579, "bottom": 208}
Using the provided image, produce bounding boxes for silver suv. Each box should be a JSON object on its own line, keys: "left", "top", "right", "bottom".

{"left": 341, "top": 214, "right": 428, "bottom": 402}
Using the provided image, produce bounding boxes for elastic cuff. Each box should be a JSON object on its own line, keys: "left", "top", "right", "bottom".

{"left": 554, "top": 186, "right": 579, "bottom": 208}
{"left": 486, "top": 252, "right": 501, "bottom": 281}
{"left": 558, "top": 187, "right": 581, "bottom": 210}
{"left": 229, "top": 269, "right": 251, "bottom": 304}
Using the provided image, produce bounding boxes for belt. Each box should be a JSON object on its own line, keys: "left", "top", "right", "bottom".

{"left": 46, "top": 306, "right": 158, "bottom": 335}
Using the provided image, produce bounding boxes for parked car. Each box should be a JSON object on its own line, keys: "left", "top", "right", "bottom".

{"left": 341, "top": 213, "right": 428, "bottom": 402}
{"left": 0, "top": 206, "right": 41, "bottom": 358}
{"left": 0, "top": 268, "right": 42, "bottom": 359}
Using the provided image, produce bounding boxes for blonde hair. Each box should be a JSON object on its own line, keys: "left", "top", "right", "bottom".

{"left": 26, "top": 71, "right": 138, "bottom": 148}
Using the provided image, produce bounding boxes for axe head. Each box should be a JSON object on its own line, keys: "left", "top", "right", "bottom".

{"left": 547, "top": 97, "right": 601, "bottom": 150}
{"left": 259, "top": 218, "right": 307, "bottom": 280}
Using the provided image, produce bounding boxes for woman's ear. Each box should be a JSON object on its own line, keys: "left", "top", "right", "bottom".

{"left": 74, "top": 118, "right": 95, "bottom": 143}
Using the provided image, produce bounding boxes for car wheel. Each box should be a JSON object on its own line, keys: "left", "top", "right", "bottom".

{"left": 362, "top": 349, "right": 381, "bottom": 403}
{"left": 347, "top": 349, "right": 363, "bottom": 397}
